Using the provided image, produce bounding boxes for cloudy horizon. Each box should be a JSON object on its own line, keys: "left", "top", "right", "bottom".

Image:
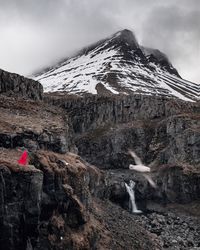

{"left": 0, "top": 0, "right": 199, "bottom": 83}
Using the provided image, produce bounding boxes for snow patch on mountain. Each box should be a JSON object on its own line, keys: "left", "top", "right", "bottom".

{"left": 34, "top": 29, "right": 199, "bottom": 102}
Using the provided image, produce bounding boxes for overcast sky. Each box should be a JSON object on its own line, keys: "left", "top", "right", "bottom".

{"left": 0, "top": 0, "right": 199, "bottom": 83}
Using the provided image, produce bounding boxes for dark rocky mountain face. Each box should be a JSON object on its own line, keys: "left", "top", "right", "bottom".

{"left": 0, "top": 69, "right": 43, "bottom": 100}
{"left": 34, "top": 29, "right": 199, "bottom": 102}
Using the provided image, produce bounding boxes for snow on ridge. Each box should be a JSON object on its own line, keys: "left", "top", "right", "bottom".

{"left": 35, "top": 47, "right": 119, "bottom": 94}
{"left": 33, "top": 31, "right": 199, "bottom": 102}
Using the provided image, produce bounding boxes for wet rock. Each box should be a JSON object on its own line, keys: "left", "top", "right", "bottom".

{"left": 0, "top": 163, "right": 43, "bottom": 250}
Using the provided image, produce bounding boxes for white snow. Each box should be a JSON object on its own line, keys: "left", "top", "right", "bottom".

{"left": 33, "top": 39, "right": 199, "bottom": 102}
{"left": 35, "top": 44, "right": 119, "bottom": 94}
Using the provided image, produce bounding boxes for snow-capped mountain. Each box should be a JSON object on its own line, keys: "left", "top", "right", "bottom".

{"left": 33, "top": 29, "right": 199, "bottom": 101}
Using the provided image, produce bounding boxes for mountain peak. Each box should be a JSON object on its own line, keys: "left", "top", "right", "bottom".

{"left": 111, "top": 29, "right": 139, "bottom": 49}
{"left": 33, "top": 29, "right": 199, "bottom": 101}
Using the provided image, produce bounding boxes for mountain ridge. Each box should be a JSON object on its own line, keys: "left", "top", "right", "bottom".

{"left": 33, "top": 29, "right": 199, "bottom": 102}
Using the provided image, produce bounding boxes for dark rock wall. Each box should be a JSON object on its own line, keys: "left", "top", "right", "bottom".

{"left": 104, "top": 166, "right": 200, "bottom": 212}
{"left": 0, "top": 128, "right": 73, "bottom": 154}
{"left": 0, "top": 164, "right": 43, "bottom": 250}
{"left": 44, "top": 94, "right": 199, "bottom": 169}
{"left": 0, "top": 152, "right": 104, "bottom": 250}
{"left": 76, "top": 124, "right": 150, "bottom": 169}
{"left": 0, "top": 91, "right": 199, "bottom": 249}
{"left": 45, "top": 94, "right": 195, "bottom": 134}
{"left": 0, "top": 69, "right": 43, "bottom": 100}
{"left": 75, "top": 114, "right": 199, "bottom": 170}
{"left": 157, "top": 166, "right": 200, "bottom": 203}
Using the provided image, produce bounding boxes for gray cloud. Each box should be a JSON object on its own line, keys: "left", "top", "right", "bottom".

{"left": 141, "top": 2, "right": 200, "bottom": 82}
{"left": 0, "top": 0, "right": 199, "bottom": 83}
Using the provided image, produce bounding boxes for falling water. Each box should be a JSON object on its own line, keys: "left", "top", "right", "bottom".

{"left": 125, "top": 180, "right": 142, "bottom": 214}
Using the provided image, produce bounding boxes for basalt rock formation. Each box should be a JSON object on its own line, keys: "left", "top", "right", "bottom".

{"left": 45, "top": 94, "right": 199, "bottom": 170}
{"left": 0, "top": 69, "right": 43, "bottom": 100}
{"left": 0, "top": 161, "right": 43, "bottom": 250}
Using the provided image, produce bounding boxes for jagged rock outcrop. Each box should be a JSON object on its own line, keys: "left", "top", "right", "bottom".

{"left": 32, "top": 151, "right": 105, "bottom": 250}
{"left": 0, "top": 69, "right": 43, "bottom": 100}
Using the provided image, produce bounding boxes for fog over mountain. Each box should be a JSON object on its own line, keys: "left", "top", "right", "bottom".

{"left": 34, "top": 29, "right": 199, "bottom": 101}
{"left": 0, "top": 0, "right": 199, "bottom": 83}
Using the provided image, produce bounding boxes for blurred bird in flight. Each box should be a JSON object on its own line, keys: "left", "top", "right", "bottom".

{"left": 128, "top": 150, "right": 157, "bottom": 189}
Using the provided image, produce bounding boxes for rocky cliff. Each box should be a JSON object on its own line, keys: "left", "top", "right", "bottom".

{"left": 0, "top": 93, "right": 163, "bottom": 250}
{"left": 0, "top": 149, "right": 162, "bottom": 250}
{"left": 0, "top": 78, "right": 200, "bottom": 249}
{"left": 42, "top": 92, "right": 200, "bottom": 248}
{"left": 0, "top": 69, "right": 43, "bottom": 100}
{"left": 0, "top": 150, "right": 101, "bottom": 250}
{"left": 44, "top": 94, "right": 199, "bottom": 169}
{"left": 0, "top": 94, "right": 74, "bottom": 153}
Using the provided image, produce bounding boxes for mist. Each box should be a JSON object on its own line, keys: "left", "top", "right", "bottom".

{"left": 0, "top": 0, "right": 199, "bottom": 83}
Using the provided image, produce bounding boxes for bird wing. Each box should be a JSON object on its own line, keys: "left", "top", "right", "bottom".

{"left": 143, "top": 173, "right": 157, "bottom": 189}
{"left": 128, "top": 150, "right": 143, "bottom": 165}
{"left": 129, "top": 164, "right": 150, "bottom": 173}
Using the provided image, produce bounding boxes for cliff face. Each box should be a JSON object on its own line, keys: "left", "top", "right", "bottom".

{"left": 0, "top": 87, "right": 200, "bottom": 249}
{"left": 0, "top": 95, "right": 74, "bottom": 153}
{"left": 0, "top": 69, "right": 43, "bottom": 100}
{"left": 0, "top": 151, "right": 103, "bottom": 250}
{"left": 0, "top": 150, "right": 161, "bottom": 250}
{"left": 45, "top": 94, "right": 195, "bottom": 132}
{"left": 45, "top": 94, "right": 199, "bottom": 170}
{"left": 0, "top": 162, "right": 43, "bottom": 250}
{"left": 75, "top": 113, "right": 200, "bottom": 169}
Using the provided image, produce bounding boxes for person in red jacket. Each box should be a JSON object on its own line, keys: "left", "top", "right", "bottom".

{"left": 18, "top": 148, "right": 29, "bottom": 165}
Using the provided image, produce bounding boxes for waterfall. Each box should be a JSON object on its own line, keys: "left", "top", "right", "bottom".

{"left": 125, "top": 180, "right": 142, "bottom": 214}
